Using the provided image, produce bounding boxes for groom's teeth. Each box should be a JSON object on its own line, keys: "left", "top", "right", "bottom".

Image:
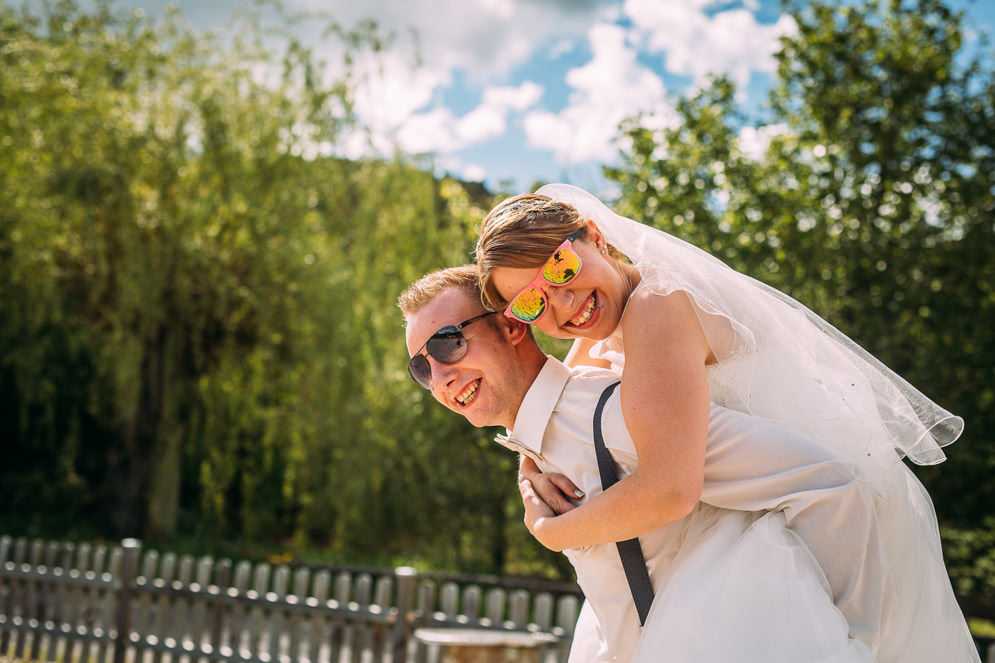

{"left": 456, "top": 380, "right": 479, "bottom": 405}
{"left": 570, "top": 295, "right": 596, "bottom": 326}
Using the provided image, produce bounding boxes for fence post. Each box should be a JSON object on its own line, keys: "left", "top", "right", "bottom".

{"left": 391, "top": 566, "right": 417, "bottom": 663}
{"left": 113, "top": 538, "right": 141, "bottom": 663}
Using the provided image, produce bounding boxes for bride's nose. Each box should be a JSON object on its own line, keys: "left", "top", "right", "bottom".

{"left": 547, "top": 286, "right": 575, "bottom": 312}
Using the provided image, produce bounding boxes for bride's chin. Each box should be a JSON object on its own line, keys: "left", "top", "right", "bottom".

{"left": 548, "top": 328, "right": 577, "bottom": 340}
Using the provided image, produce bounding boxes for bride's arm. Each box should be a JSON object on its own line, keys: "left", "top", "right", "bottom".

{"left": 527, "top": 290, "right": 713, "bottom": 551}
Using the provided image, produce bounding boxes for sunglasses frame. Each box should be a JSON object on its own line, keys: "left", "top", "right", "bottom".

{"left": 407, "top": 311, "right": 498, "bottom": 389}
{"left": 504, "top": 228, "right": 585, "bottom": 324}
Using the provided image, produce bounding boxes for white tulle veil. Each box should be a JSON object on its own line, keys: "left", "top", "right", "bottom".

{"left": 536, "top": 183, "right": 963, "bottom": 467}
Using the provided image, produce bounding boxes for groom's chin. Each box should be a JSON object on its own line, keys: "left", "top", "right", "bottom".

{"left": 461, "top": 408, "right": 486, "bottom": 428}
{"left": 460, "top": 402, "right": 495, "bottom": 429}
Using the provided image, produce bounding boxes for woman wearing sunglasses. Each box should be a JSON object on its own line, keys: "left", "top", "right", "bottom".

{"left": 475, "top": 184, "right": 977, "bottom": 663}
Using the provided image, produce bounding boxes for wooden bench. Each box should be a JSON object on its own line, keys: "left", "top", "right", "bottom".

{"left": 414, "top": 627, "right": 559, "bottom": 663}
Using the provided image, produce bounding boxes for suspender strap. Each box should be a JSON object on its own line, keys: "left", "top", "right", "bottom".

{"left": 593, "top": 381, "right": 655, "bottom": 627}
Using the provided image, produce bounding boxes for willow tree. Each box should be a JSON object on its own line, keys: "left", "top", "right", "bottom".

{"left": 1, "top": 0, "right": 531, "bottom": 577}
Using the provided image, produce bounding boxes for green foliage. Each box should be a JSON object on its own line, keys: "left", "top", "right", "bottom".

{"left": 943, "top": 517, "right": 995, "bottom": 598}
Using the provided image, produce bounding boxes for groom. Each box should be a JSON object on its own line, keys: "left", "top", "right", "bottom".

{"left": 397, "top": 265, "right": 914, "bottom": 662}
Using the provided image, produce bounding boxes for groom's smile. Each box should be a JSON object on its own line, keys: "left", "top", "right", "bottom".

{"left": 455, "top": 378, "right": 481, "bottom": 406}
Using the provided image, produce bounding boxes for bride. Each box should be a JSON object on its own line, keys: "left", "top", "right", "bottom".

{"left": 476, "top": 183, "right": 979, "bottom": 663}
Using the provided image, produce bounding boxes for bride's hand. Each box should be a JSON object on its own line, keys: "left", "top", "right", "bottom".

{"left": 526, "top": 472, "right": 582, "bottom": 515}
{"left": 518, "top": 455, "right": 582, "bottom": 515}
{"left": 519, "top": 477, "right": 559, "bottom": 549}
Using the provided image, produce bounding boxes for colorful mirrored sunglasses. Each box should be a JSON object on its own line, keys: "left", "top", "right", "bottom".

{"left": 407, "top": 311, "right": 498, "bottom": 389}
{"left": 504, "top": 228, "right": 584, "bottom": 324}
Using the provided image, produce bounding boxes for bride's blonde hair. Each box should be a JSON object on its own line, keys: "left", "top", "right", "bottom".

{"left": 477, "top": 193, "right": 624, "bottom": 310}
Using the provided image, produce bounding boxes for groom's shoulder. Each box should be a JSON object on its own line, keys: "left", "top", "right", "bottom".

{"left": 566, "top": 364, "right": 623, "bottom": 396}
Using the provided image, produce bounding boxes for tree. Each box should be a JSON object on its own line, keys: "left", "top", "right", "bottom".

{"left": 0, "top": 0, "right": 367, "bottom": 540}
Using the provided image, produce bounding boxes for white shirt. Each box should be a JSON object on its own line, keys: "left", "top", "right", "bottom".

{"left": 498, "top": 358, "right": 683, "bottom": 663}
{"left": 497, "top": 357, "right": 889, "bottom": 662}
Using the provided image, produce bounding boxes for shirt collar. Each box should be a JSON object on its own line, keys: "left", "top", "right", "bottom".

{"left": 504, "top": 356, "right": 571, "bottom": 457}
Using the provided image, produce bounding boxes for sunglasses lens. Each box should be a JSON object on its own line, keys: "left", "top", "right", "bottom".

{"left": 407, "top": 354, "right": 432, "bottom": 389}
{"left": 543, "top": 248, "right": 580, "bottom": 284}
{"left": 426, "top": 332, "right": 465, "bottom": 362}
{"left": 407, "top": 331, "right": 468, "bottom": 389}
{"left": 509, "top": 288, "right": 546, "bottom": 323}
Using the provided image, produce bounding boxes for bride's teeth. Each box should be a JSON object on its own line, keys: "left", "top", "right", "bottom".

{"left": 571, "top": 296, "right": 596, "bottom": 326}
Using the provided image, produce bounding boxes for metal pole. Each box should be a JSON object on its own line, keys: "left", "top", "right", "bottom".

{"left": 390, "top": 566, "right": 418, "bottom": 663}
{"left": 113, "top": 538, "right": 141, "bottom": 663}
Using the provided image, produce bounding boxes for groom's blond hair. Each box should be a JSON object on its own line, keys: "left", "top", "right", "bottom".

{"left": 397, "top": 264, "right": 484, "bottom": 317}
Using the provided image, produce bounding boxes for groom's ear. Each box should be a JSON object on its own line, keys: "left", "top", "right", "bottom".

{"left": 498, "top": 314, "right": 530, "bottom": 346}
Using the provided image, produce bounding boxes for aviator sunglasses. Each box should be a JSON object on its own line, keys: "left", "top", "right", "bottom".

{"left": 505, "top": 228, "right": 585, "bottom": 324}
{"left": 407, "top": 311, "right": 498, "bottom": 389}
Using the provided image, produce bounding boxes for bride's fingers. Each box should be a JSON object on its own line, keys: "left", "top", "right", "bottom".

{"left": 519, "top": 478, "right": 544, "bottom": 507}
{"left": 550, "top": 473, "right": 584, "bottom": 499}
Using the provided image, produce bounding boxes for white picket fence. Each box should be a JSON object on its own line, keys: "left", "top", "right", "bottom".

{"left": 0, "top": 536, "right": 582, "bottom": 663}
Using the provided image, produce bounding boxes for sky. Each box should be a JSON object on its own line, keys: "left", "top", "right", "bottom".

{"left": 94, "top": 0, "right": 994, "bottom": 194}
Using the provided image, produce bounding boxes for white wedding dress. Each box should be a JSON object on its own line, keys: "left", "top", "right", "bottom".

{"left": 563, "top": 483, "right": 873, "bottom": 662}
{"left": 630, "top": 508, "right": 872, "bottom": 662}
{"left": 588, "top": 292, "right": 978, "bottom": 663}
{"left": 536, "top": 184, "right": 979, "bottom": 662}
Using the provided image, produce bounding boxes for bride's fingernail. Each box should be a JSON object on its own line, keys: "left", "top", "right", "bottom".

{"left": 574, "top": 490, "right": 585, "bottom": 498}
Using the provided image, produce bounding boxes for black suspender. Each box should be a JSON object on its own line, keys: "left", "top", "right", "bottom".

{"left": 592, "top": 381, "right": 655, "bottom": 626}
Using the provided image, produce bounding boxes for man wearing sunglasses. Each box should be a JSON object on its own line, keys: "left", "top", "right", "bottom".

{"left": 399, "top": 266, "right": 903, "bottom": 663}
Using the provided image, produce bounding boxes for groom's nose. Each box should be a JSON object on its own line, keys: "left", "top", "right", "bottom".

{"left": 428, "top": 357, "right": 459, "bottom": 391}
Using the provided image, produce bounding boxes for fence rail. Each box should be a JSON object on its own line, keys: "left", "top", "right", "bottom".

{"left": 0, "top": 536, "right": 582, "bottom": 663}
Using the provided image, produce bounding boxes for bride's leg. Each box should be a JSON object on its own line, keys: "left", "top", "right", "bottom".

{"left": 631, "top": 508, "right": 874, "bottom": 663}
{"left": 700, "top": 404, "right": 889, "bottom": 652}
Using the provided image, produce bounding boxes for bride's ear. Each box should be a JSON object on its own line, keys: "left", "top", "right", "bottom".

{"left": 586, "top": 220, "right": 607, "bottom": 252}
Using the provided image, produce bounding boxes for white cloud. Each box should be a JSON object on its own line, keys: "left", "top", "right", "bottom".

{"left": 396, "top": 108, "right": 460, "bottom": 154}
{"left": 294, "top": 0, "right": 607, "bottom": 81}
{"left": 624, "top": 0, "right": 796, "bottom": 88}
{"left": 391, "top": 81, "right": 544, "bottom": 155}
{"left": 335, "top": 49, "right": 452, "bottom": 155}
{"left": 432, "top": 155, "right": 485, "bottom": 183}
{"left": 207, "top": 0, "right": 597, "bottom": 169}
{"left": 454, "top": 81, "right": 545, "bottom": 144}
{"left": 460, "top": 163, "right": 487, "bottom": 182}
{"left": 548, "top": 37, "right": 576, "bottom": 59}
{"left": 738, "top": 123, "right": 790, "bottom": 160}
{"left": 483, "top": 82, "right": 544, "bottom": 111}
{"left": 457, "top": 106, "right": 507, "bottom": 145}
{"left": 523, "top": 23, "right": 672, "bottom": 165}
{"left": 126, "top": 0, "right": 802, "bottom": 186}
{"left": 306, "top": 6, "right": 551, "bottom": 160}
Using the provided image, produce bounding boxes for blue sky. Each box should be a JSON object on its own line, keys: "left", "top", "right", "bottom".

{"left": 102, "top": 0, "right": 993, "bottom": 194}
